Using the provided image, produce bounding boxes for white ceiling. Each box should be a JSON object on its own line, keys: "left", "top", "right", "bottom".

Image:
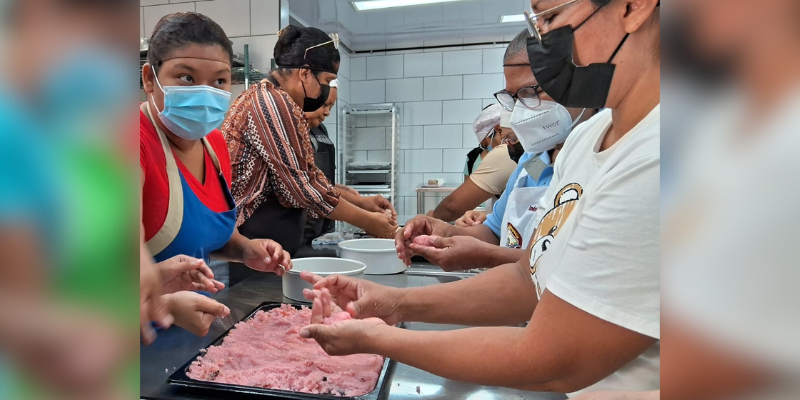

{"left": 287, "top": 0, "right": 530, "bottom": 51}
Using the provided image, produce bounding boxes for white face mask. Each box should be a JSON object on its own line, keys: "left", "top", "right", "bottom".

{"left": 509, "top": 99, "right": 584, "bottom": 154}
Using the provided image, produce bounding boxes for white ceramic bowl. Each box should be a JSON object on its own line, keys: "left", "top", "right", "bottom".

{"left": 282, "top": 257, "right": 366, "bottom": 302}
{"left": 338, "top": 238, "right": 407, "bottom": 275}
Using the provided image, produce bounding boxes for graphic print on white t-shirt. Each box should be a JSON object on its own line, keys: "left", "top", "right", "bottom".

{"left": 527, "top": 182, "right": 583, "bottom": 297}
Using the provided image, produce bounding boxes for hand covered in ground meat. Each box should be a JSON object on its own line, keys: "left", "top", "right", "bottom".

{"left": 164, "top": 291, "right": 230, "bottom": 337}
{"left": 394, "top": 215, "right": 453, "bottom": 265}
{"left": 300, "top": 271, "right": 404, "bottom": 325}
{"left": 299, "top": 317, "right": 388, "bottom": 356}
{"left": 158, "top": 255, "right": 225, "bottom": 294}
{"left": 408, "top": 235, "right": 493, "bottom": 272}
{"left": 305, "top": 288, "right": 350, "bottom": 324}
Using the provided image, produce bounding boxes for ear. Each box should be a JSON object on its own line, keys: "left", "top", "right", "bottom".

{"left": 622, "top": 0, "right": 659, "bottom": 34}
{"left": 142, "top": 63, "right": 155, "bottom": 95}
{"left": 298, "top": 68, "right": 311, "bottom": 81}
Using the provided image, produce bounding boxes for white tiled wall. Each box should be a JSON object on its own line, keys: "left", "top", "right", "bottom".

{"left": 348, "top": 44, "right": 507, "bottom": 223}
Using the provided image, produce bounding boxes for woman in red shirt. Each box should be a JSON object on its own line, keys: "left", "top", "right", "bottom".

{"left": 139, "top": 12, "right": 291, "bottom": 342}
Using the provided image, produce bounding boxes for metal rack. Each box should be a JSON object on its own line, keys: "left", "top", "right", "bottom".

{"left": 140, "top": 40, "right": 264, "bottom": 87}
{"left": 338, "top": 103, "right": 400, "bottom": 205}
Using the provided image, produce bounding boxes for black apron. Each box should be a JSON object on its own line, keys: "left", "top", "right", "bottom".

{"left": 302, "top": 123, "right": 337, "bottom": 244}
{"left": 230, "top": 75, "right": 327, "bottom": 285}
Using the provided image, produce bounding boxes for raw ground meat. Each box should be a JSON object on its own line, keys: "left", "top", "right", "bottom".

{"left": 186, "top": 304, "right": 384, "bottom": 397}
{"left": 412, "top": 235, "right": 435, "bottom": 247}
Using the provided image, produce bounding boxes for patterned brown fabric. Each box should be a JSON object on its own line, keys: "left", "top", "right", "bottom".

{"left": 222, "top": 80, "right": 340, "bottom": 227}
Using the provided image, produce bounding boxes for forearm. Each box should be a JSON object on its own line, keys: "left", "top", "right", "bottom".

{"left": 327, "top": 198, "right": 371, "bottom": 228}
{"left": 368, "top": 325, "right": 563, "bottom": 392}
{"left": 485, "top": 247, "right": 525, "bottom": 267}
{"left": 211, "top": 229, "right": 249, "bottom": 262}
{"left": 336, "top": 187, "right": 363, "bottom": 209}
{"left": 431, "top": 197, "right": 466, "bottom": 223}
{"left": 398, "top": 262, "right": 537, "bottom": 325}
{"left": 431, "top": 183, "right": 492, "bottom": 223}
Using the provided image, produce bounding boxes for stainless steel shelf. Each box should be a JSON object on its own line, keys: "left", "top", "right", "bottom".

{"left": 347, "top": 169, "right": 391, "bottom": 174}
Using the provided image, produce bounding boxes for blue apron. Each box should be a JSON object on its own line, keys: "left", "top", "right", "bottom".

{"left": 142, "top": 103, "right": 236, "bottom": 263}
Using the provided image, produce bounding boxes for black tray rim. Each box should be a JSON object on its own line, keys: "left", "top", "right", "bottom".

{"left": 167, "top": 301, "right": 395, "bottom": 400}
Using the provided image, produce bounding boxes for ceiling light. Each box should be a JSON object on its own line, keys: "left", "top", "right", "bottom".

{"left": 501, "top": 14, "right": 525, "bottom": 23}
{"left": 352, "top": 0, "right": 467, "bottom": 12}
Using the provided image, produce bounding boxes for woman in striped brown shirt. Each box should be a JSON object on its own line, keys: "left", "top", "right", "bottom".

{"left": 222, "top": 26, "right": 397, "bottom": 258}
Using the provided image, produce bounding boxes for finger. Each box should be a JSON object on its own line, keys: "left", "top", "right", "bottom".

{"left": 409, "top": 243, "right": 442, "bottom": 260}
{"left": 189, "top": 270, "right": 217, "bottom": 292}
{"left": 311, "top": 297, "right": 324, "bottom": 324}
{"left": 426, "top": 235, "right": 449, "bottom": 249}
{"left": 141, "top": 322, "right": 157, "bottom": 345}
{"left": 303, "top": 288, "right": 318, "bottom": 301}
{"left": 171, "top": 258, "right": 208, "bottom": 274}
{"left": 283, "top": 252, "right": 293, "bottom": 270}
{"left": 212, "top": 279, "right": 225, "bottom": 291}
{"left": 248, "top": 241, "right": 272, "bottom": 265}
{"left": 298, "top": 324, "right": 325, "bottom": 339}
{"left": 346, "top": 300, "right": 363, "bottom": 319}
{"left": 150, "top": 295, "right": 173, "bottom": 329}
{"left": 312, "top": 274, "right": 343, "bottom": 291}
{"left": 197, "top": 297, "right": 230, "bottom": 317}
{"left": 267, "top": 241, "right": 283, "bottom": 262}
{"left": 275, "top": 266, "right": 285, "bottom": 277}
{"left": 321, "top": 288, "right": 332, "bottom": 319}
{"left": 300, "top": 270, "right": 324, "bottom": 285}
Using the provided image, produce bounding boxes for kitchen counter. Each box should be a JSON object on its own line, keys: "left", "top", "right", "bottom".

{"left": 140, "top": 267, "right": 566, "bottom": 400}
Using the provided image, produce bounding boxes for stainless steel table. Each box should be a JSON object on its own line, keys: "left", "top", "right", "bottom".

{"left": 140, "top": 266, "right": 566, "bottom": 400}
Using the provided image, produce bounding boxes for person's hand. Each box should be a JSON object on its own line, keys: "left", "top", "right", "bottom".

{"left": 362, "top": 195, "right": 397, "bottom": 220}
{"left": 299, "top": 317, "right": 388, "bottom": 356}
{"left": 305, "top": 288, "right": 350, "bottom": 324}
{"left": 408, "top": 235, "right": 490, "bottom": 272}
{"left": 140, "top": 256, "right": 172, "bottom": 345}
{"left": 163, "top": 291, "right": 231, "bottom": 337}
{"left": 158, "top": 255, "right": 225, "bottom": 294}
{"left": 300, "top": 271, "right": 404, "bottom": 325}
{"left": 364, "top": 211, "right": 398, "bottom": 239}
{"left": 455, "top": 210, "right": 487, "bottom": 227}
{"left": 242, "top": 239, "right": 293, "bottom": 275}
{"left": 394, "top": 215, "right": 453, "bottom": 265}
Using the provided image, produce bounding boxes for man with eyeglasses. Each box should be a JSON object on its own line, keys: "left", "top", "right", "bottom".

{"left": 395, "top": 30, "right": 593, "bottom": 272}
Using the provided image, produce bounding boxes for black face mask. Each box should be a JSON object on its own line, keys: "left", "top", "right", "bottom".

{"left": 507, "top": 141, "right": 525, "bottom": 164}
{"left": 526, "top": 4, "right": 630, "bottom": 109}
{"left": 302, "top": 72, "right": 330, "bottom": 112}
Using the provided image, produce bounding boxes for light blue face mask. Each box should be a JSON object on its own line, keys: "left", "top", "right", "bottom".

{"left": 153, "top": 72, "right": 231, "bottom": 140}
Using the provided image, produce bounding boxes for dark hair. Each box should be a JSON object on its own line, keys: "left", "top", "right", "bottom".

{"left": 148, "top": 12, "right": 233, "bottom": 73}
{"left": 504, "top": 29, "right": 530, "bottom": 65}
{"left": 591, "top": 0, "right": 612, "bottom": 6}
{"left": 274, "top": 25, "right": 340, "bottom": 75}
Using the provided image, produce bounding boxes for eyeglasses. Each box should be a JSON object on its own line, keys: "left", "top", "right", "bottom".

{"left": 525, "top": 0, "right": 585, "bottom": 42}
{"left": 494, "top": 85, "right": 542, "bottom": 111}
{"left": 303, "top": 33, "right": 340, "bottom": 61}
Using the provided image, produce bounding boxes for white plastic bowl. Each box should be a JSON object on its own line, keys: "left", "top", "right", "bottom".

{"left": 338, "top": 238, "right": 407, "bottom": 275}
{"left": 282, "top": 257, "right": 366, "bottom": 302}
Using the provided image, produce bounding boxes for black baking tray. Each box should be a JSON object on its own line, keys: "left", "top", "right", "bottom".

{"left": 168, "top": 302, "right": 396, "bottom": 400}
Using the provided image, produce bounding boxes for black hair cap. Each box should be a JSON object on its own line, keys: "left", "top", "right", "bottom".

{"left": 274, "top": 25, "right": 340, "bottom": 74}
{"left": 148, "top": 12, "right": 234, "bottom": 72}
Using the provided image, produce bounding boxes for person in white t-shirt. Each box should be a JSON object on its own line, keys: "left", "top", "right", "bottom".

{"left": 295, "top": 0, "right": 660, "bottom": 396}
